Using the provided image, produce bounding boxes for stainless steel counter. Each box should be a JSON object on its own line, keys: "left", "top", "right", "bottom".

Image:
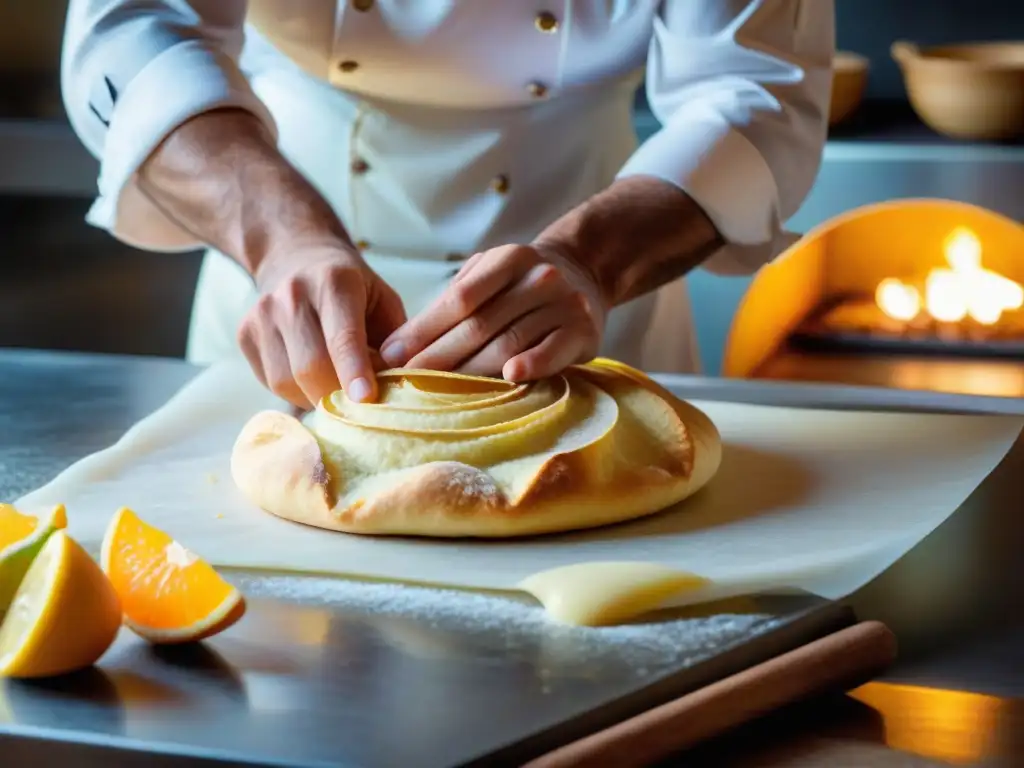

{"left": 1, "top": 349, "right": 1022, "bottom": 767}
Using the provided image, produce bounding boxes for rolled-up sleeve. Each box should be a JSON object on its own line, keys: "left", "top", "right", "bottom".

{"left": 618, "top": 0, "right": 833, "bottom": 275}
{"left": 61, "top": 0, "right": 276, "bottom": 251}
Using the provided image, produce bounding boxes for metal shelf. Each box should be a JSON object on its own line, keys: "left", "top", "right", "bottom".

{"left": 635, "top": 100, "right": 1024, "bottom": 163}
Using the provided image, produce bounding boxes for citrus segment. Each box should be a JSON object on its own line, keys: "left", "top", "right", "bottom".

{"left": 0, "top": 505, "right": 40, "bottom": 551}
{"left": 0, "top": 504, "right": 69, "bottom": 618}
{"left": 101, "top": 508, "right": 245, "bottom": 644}
{"left": 0, "top": 530, "right": 122, "bottom": 678}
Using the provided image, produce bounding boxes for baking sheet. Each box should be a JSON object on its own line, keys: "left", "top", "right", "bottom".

{"left": 15, "top": 360, "right": 1023, "bottom": 607}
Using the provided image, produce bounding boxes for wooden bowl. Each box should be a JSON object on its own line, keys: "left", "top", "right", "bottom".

{"left": 830, "top": 51, "right": 870, "bottom": 126}
{"left": 892, "top": 40, "right": 1024, "bottom": 141}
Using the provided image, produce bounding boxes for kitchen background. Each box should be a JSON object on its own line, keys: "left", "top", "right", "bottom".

{"left": 0, "top": 0, "right": 1022, "bottom": 376}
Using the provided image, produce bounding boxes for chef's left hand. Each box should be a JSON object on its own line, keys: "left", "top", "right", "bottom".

{"left": 379, "top": 243, "right": 607, "bottom": 381}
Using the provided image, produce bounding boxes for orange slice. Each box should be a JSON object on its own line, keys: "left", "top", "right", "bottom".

{"left": 100, "top": 508, "right": 245, "bottom": 644}
{"left": 0, "top": 530, "right": 122, "bottom": 678}
{"left": 0, "top": 504, "right": 68, "bottom": 617}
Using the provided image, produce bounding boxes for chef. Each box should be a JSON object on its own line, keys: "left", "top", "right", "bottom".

{"left": 61, "top": 0, "right": 833, "bottom": 408}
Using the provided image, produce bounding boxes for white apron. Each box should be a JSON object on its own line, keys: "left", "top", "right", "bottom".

{"left": 186, "top": 25, "right": 701, "bottom": 375}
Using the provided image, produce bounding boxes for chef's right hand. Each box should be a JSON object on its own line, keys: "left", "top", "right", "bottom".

{"left": 237, "top": 246, "right": 406, "bottom": 409}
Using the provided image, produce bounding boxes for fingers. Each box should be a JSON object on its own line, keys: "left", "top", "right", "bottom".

{"left": 455, "top": 302, "right": 566, "bottom": 377}
{"left": 451, "top": 250, "right": 484, "bottom": 281}
{"left": 239, "top": 292, "right": 337, "bottom": 409}
{"left": 504, "top": 324, "right": 593, "bottom": 382}
{"left": 366, "top": 279, "right": 408, "bottom": 350}
{"left": 279, "top": 299, "right": 339, "bottom": 407}
{"left": 317, "top": 267, "right": 377, "bottom": 402}
{"left": 504, "top": 293, "right": 599, "bottom": 381}
{"left": 259, "top": 330, "right": 308, "bottom": 407}
{"left": 404, "top": 262, "right": 562, "bottom": 372}
{"left": 239, "top": 311, "right": 307, "bottom": 408}
{"left": 379, "top": 245, "right": 537, "bottom": 367}
{"left": 238, "top": 260, "right": 383, "bottom": 407}
{"left": 236, "top": 241, "right": 602, "bottom": 410}
{"left": 238, "top": 320, "right": 266, "bottom": 387}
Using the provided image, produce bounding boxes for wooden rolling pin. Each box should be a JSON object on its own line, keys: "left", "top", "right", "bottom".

{"left": 525, "top": 620, "right": 897, "bottom": 768}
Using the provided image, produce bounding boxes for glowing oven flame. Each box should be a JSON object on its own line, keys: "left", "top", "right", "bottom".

{"left": 875, "top": 227, "right": 1024, "bottom": 326}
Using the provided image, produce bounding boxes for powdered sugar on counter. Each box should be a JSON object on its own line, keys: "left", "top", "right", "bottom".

{"left": 228, "top": 573, "right": 782, "bottom": 675}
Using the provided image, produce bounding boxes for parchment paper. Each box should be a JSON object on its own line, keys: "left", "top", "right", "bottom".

{"left": 16, "top": 360, "right": 1023, "bottom": 606}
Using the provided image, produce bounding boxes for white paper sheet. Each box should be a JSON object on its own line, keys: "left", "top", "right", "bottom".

{"left": 16, "top": 360, "right": 1023, "bottom": 606}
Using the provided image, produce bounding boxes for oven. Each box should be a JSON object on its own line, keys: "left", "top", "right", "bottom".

{"left": 722, "top": 199, "right": 1024, "bottom": 400}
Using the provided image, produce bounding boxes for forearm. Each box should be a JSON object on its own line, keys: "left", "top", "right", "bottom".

{"left": 137, "top": 108, "right": 355, "bottom": 279}
{"left": 535, "top": 175, "right": 724, "bottom": 307}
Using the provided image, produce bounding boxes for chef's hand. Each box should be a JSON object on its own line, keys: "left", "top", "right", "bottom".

{"left": 378, "top": 244, "right": 606, "bottom": 381}
{"left": 238, "top": 246, "right": 406, "bottom": 409}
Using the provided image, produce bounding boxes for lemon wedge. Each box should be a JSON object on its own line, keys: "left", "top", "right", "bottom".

{"left": 0, "top": 504, "right": 39, "bottom": 549}
{"left": 0, "top": 530, "right": 122, "bottom": 678}
{"left": 0, "top": 504, "right": 68, "bottom": 618}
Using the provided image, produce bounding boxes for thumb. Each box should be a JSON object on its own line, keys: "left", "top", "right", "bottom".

{"left": 318, "top": 276, "right": 377, "bottom": 403}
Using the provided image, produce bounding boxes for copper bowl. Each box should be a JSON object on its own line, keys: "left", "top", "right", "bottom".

{"left": 892, "top": 40, "right": 1024, "bottom": 141}
{"left": 830, "top": 51, "right": 870, "bottom": 126}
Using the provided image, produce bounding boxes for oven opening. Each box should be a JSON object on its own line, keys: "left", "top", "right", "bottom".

{"left": 723, "top": 199, "right": 1024, "bottom": 400}
{"left": 791, "top": 226, "right": 1024, "bottom": 359}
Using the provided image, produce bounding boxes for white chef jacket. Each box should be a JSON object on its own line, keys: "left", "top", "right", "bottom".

{"left": 61, "top": 0, "right": 833, "bottom": 374}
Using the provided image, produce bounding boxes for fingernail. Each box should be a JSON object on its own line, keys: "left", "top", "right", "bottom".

{"left": 348, "top": 377, "right": 372, "bottom": 402}
{"left": 380, "top": 342, "right": 405, "bottom": 366}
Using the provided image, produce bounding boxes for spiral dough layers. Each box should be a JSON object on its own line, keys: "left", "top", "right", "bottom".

{"left": 230, "top": 359, "right": 722, "bottom": 538}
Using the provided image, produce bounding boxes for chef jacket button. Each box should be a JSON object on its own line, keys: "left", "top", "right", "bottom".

{"left": 352, "top": 0, "right": 374, "bottom": 10}
{"left": 490, "top": 174, "right": 510, "bottom": 195}
{"left": 355, "top": 239, "right": 370, "bottom": 250}
{"left": 445, "top": 252, "right": 466, "bottom": 262}
{"left": 338, "top": 60, "right": 359, "bottom": 73}
{"left": 526, "top": 81, "right": 548, "bottom": 98}
{"left": 535, "top": 11, "right": 559, "bottom": 33}
{"left": 351, "top": 157, "right": 370, "bottom": 174}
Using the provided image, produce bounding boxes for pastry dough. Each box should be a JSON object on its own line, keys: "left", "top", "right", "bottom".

{"left": 230, "top": 359, "right": 722, "bottom": 538}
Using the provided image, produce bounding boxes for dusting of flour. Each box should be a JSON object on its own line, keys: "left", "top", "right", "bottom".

{"left": 228, "top": 573, "right": 782, "bottom": 676}
{"left": 443, "top": 465, "right": 502, "bottom": 503}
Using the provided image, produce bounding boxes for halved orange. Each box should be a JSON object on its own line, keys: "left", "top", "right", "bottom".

{"left": 100, "top": 508, "right": 246, "bottom": 644}
{"left": 0, "top": 530, "right": 122, "bottom": 678}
